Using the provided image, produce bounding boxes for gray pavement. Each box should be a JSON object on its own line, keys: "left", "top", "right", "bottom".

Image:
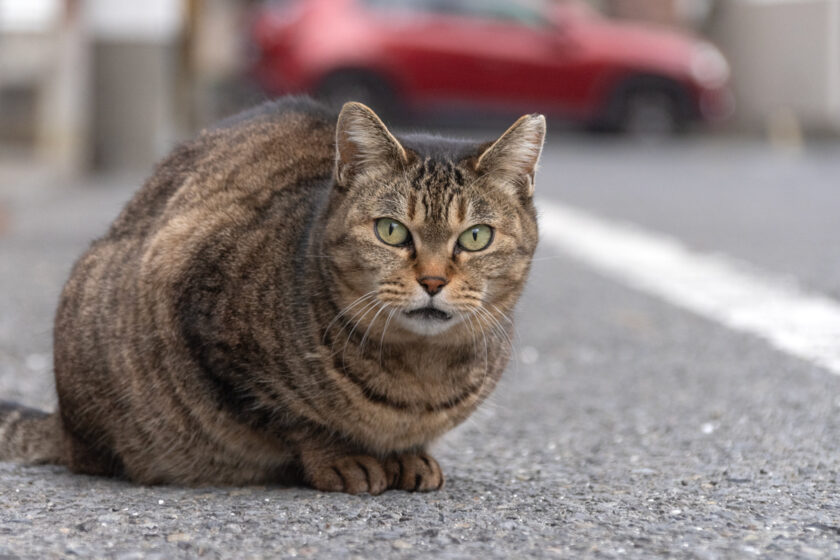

{"left": 2, "top": 137, "right": 840, "bottom": 559}
{"left": 539, "top": 137, "right": 840, "bottom": 299}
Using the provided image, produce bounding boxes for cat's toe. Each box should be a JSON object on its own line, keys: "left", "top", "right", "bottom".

{"left": 385, "top": 452, "right": 444, "bottom": 492}
{"left": 308, "top": 455, "right": 388, "bottom": 495}
{"left": 306, "top": 463, "right": 344, "bottom": 493}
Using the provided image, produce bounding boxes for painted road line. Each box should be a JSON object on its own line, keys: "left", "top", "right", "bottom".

{"left": 538, "top": 200, "right": 840, "bottom": 375}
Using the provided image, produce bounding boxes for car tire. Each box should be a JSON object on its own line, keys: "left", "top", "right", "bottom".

{"left": 593, "top": 77, "right": 691, "bottom": 137}
{"left": 315, "top": 71, "right": 399, "bottom": 121}
{"left": 619, "top": 87, "right": 685, "bottom": 137}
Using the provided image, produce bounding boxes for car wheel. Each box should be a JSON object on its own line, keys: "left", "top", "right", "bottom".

{"left": 619, "top": 88, "right": 685, "bottom": 137}
{"left": 315, "top": 71, "right": 399, "bottom": 121}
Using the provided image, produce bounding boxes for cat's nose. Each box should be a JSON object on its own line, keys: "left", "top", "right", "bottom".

{"left": 418, "top": 276, "right": 447, "bottom": 296}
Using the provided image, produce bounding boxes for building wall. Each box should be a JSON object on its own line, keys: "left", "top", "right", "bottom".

{"left": 712, "top": 0, "right": 840, "bottom": 134}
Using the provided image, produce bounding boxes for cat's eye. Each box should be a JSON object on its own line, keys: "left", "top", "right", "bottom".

{"left": 457, "top": 224, "right": 494, "bottom": 252}
{"left": 374, "top": 218, "right": 411, "bottom": 246}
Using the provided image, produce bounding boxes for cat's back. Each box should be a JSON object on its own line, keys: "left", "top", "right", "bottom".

{"left": 106, "top": 96, "right": 337, "bottom": 242}
{"left": 56, "top": 95, "right": 337, "bottom": 340}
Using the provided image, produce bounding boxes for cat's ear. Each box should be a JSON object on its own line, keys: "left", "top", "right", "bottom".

{"left": 335, "top": 102, "right": 408, "bottom": 185}
{"left": 476, "top": 114, "right": 546, "bottom": 197}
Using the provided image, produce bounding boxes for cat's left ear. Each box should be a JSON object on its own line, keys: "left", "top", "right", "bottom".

{"left": 476, "top": 114, "right": 546, "bottom": 197}
{"left": 335, "top": 102, "right": 408, "bottom": 186}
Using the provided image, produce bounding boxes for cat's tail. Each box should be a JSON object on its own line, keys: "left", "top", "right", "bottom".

{"left": 0, "top": 401, "right": 62, "bottom": 464}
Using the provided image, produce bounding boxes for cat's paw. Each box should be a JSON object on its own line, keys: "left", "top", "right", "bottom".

{"left": 305, "top": 455, "right": 389, "bottom": 495}
{"left": 385, "top": 452, "right": 444, "bottom": 492}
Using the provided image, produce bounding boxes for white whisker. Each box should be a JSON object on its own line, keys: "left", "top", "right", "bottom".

{"left": 340, "top": 299, "right": 381, "bottom": 367}
{"left": 321, "top": 290, "right": 377, "bottom": 344}
{"left": 359, "top": 302, "right": 389, "bottom": 356}
{"left": 379, "top": 307, "right": 398, "bottom": 368}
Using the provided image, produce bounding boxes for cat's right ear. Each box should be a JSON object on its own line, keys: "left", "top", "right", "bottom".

{"left": 475, "top": 113, "right": 546, "bottom": 198}
{"left": 335, "top": 102, "right": 408, "bottom": 186}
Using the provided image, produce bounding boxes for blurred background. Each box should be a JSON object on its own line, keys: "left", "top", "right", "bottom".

{"left": 1, "top": 0, "right": 838, "bottom": 175}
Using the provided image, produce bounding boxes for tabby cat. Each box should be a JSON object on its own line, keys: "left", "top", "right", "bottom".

{"left": 0, "top": 97, "right": 544, "bottom": 493}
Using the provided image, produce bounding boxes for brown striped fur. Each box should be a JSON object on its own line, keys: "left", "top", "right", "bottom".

{"left": 0, "top": 97, "right": 545, "bottom": 493}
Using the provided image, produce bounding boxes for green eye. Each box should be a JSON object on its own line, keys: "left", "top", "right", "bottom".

{"left": 375, "top": 218, "right": 411, "bottom": 246}
{"left": 458, "top": 224, "right": 494, "bottom": 252}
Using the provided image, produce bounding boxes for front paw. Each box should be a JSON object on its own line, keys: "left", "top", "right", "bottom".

{"left": 305, "top": 455, "right": 389, "bottom": 495}
{"left": 385, "top": 452, "right": 444, "bottom": 492}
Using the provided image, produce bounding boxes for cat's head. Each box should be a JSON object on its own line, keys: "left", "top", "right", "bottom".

{"left": 321, "top": 102, "right": 544, "bottom": 340}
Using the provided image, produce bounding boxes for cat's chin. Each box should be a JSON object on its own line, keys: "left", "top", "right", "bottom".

{"left": 396, "top": 311, "right": 458, "bottom": 337}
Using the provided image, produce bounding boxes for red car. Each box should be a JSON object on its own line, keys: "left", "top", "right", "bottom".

{"left": 250, "top": 0, "right": 732, "bottom": 133}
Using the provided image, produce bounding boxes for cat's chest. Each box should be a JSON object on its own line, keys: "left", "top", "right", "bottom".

{"left": 313, "top": 346, "right": 498, "bottom": 452}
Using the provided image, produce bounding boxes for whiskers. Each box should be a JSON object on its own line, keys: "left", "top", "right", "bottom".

{"left": 321, "top": 290, "right": 378, "bottom": 346}
{"left": 456, "top": 307, "right": 489, "bottom": 397}
{"left": 356, "top": 300, "right": 391, "bottom": 357}
{"left": 454, "top": 302, "right": 515, "bottom": 352}
{"left": 337, "top": 298, "right": 381, "bottom": 365}
{"left": 378, "top": 307, "right": 398, "bottom": 367}
{"left": 322, "top": 285, "right": 408, "bottom": 370}
{"left": 485, "top": 302, "right": 522, "bottom": 378}
{"left": 453, "top": 297, "right": 521, "bottom": 384}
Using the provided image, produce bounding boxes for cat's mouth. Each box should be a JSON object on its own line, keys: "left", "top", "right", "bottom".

{"left": 404, "top": 307, "right": 452, "bottom": 322}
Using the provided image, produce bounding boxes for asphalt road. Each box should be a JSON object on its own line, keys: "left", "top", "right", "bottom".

{"left": 1, "top": 135, "right": 840, "bottom": 559}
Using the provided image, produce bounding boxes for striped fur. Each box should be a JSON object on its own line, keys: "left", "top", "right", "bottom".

{"left": 1, "top": 97, "right": 544, "bottom": 493}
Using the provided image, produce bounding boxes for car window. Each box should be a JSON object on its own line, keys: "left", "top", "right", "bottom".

{"left": 450, "top": 0, "right": 550, "bottom": 27}
{"left": 361, "top": 0, "right": 445, "bottom": 15}
{"left": 361, "top": 0, "right": 550, "bottom": 27}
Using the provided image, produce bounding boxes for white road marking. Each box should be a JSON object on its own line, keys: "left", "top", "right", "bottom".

{"left": 538, "top": 200, "right": 840, "bottom": 375}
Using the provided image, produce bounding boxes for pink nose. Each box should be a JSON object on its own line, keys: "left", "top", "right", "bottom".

{"left": 418, "top": 276, "right": 447, "bottom": 296}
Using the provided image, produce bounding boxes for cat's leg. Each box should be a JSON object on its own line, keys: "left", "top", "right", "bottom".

{"left": 384, "top": 451, "right": 444, "bottom": 492}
